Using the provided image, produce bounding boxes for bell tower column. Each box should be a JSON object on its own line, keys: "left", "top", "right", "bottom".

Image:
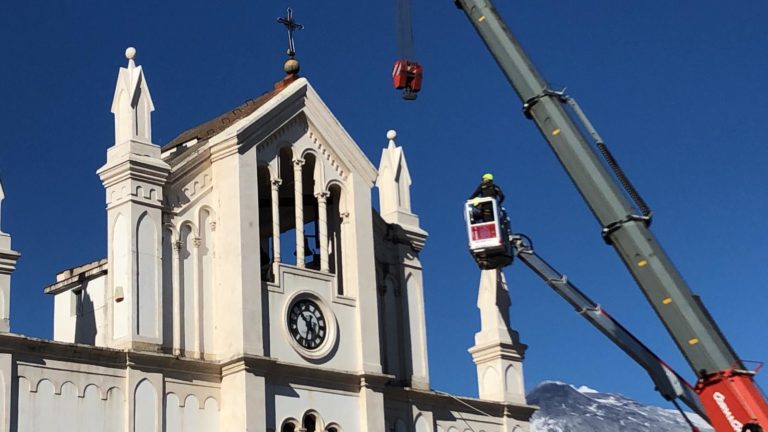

{"left": 468, "top": 269, "right": 527, "bottom": 404}
{"left": 97, "top": 48, "right": 170, "bottom": 350}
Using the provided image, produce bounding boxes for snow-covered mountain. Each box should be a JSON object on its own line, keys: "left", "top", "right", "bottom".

{"left": 527, "top": 381, "right": 713, "bottom": 432}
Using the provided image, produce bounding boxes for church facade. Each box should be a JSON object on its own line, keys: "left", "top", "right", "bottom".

{"left": 0, "top": 49, "right": 534, "bottom": 431}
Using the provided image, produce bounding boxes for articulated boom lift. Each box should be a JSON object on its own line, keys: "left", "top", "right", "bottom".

{"left": 454, "top": 1, "right": 768, "bottom": 431}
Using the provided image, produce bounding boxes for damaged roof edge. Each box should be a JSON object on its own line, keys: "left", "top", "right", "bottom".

{"left": 162, "top": 75, "right": 301, "bottom": 153}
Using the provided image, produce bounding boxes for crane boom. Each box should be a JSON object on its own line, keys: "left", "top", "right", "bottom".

{"left": 453, "top": 1, "right": 768, "bottom": 430}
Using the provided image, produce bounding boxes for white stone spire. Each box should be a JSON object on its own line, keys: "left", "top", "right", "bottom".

{"left": 0, "top": 175, "right": 21, "bottom": 332}
{"left": 468, "top": 269, "right": 527, "bottom": 404}
{"left": 111, "top": 47, "right": 155, "bottom": 145}
{"left": 98, "top": 48, "right": 169, "bottom": 350}
{"left": 376, "top": 130, "right": 418, "bottom": 228}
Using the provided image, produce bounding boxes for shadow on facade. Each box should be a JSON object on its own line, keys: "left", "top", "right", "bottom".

{"left": 74, "top": 285, "right": 97, "bottom": 345}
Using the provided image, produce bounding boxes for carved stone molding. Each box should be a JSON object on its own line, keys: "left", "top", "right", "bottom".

{"left": 257, "top": 115, "right": 307, "bottom": 156}
{"left": 308, "top": 129, "right": 346, "bottom": 180}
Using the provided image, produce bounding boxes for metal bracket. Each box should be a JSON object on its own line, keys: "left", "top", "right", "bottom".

{"left": 601, "top": 213, "right": 653, "bottom": 245}
{"left": 522, "top": 87, "right": 567, "bottom": 119}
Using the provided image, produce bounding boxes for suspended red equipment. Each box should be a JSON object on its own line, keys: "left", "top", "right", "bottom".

{"left": 393, "top": 0, "right": 421, "bottom": 100}
{"left": 392, "top": 59, "right": 423, "bottom": 100}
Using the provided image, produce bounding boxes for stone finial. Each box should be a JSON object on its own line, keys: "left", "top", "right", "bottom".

{"left": 377, "top": 129, "right": 413, "bottom": 217}
{"left": 125, "top": 47, "right": 136, "bottom": 63}
{"left": 386, "top": 129, "right": 397, "bottom": 148}
{"left": 111, "top": 46, "right": 155, "bottom": 145}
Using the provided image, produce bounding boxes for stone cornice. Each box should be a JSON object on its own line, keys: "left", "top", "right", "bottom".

{"left": 0, "top": 333, "right": 221, "bottom": 380}
{"left": 207, "top": 78, "right": 377, "bottom": 186}
{"left": 385, "top": 385, "right": 537, "bottom": 420}
{"left": 0, "top": 334, "right": 536, "bottom": 421}
{"left": 384, "top": 222, "right": 429, "bottom": 253}
{"left": 222, "top": 354, "right": 391, "bottom": 392}
{"left": 166, "top": 146, "right": 212, "bottom": 185}
{"left": 98, "top": 153, "right": 170, "bottom": 189}
{"left": 0, "top": 248, "right": 20, "bottom": 275}
{"left": 302, "top": 83, "right": 378, "bottom": 185}
{"left": 468, "top": 341, "right": 526, "bottom": 362}
{"left": 44, "top": 259, "right": 108, "bottom": 295}
{"left": 256, "top": 114, "right": 307, "bottom": 158}
{"left": 209, "top": 80, "right": 307, "bottom": 163}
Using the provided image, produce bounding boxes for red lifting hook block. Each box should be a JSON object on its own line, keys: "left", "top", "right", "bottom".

{"left": 392, "top": 59, "right": 423, "bottom": 99}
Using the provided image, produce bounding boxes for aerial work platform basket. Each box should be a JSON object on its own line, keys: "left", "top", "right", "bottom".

{"left": 464, "top": 197, "right": 513, "bottom": 269}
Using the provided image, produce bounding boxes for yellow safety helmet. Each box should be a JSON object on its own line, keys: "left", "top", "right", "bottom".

{"left": 482, "top": 173, "right": 494, "bottom": 181}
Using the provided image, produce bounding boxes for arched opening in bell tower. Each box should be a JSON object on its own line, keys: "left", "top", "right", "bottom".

{"left": 278, "top": 147, "right": 297, "bottom": 267}
{"left": 300, "top": 153, "right": 320, "bottom": 270}
{"left": 257, "top": 164, "right": 274, "bottom": 282}
{"left": 328, "top": 183, "right": 345, "bottom": 295}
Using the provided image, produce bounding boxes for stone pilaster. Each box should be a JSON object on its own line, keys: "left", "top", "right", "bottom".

{"left": 316, "top": 191, "right": 330, "bottom": 272}
{"left": 271, "top": 178, "right": 282, "bottom": 273}
{"left": 293, "top": 158, "right": 305, "bottom": 267}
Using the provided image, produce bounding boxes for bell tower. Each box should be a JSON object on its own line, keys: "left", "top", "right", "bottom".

{"left": 97, "top": 48, "right": 170, "bottom": 349}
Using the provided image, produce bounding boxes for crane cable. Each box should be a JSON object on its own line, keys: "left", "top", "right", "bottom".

{"left": 395, "top": 0, "right": 415, "bottom": 60}
{"left": 564, "top": 96, "right": 652, "bottom": 218}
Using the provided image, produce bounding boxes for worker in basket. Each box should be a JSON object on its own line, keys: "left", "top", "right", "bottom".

{"left": 468, "top": 173, "right": 506, "bottom": 223}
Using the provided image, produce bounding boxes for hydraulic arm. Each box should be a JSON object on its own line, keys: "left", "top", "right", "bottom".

{"left": 454, "top": 1, "right": 768, "bottom": 430}
{"left": 511, "top": 235, "right": 706, "bottom": 425}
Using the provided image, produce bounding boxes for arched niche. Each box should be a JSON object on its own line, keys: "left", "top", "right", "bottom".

{"left": 281, "top": 418, "right": 299, "bottom": 432}
{"left": 302, "top": 410, "right": 321, "bottom": 432}
{"left": 179, "top": 223, "right": 195, "bottom": 353}
{"left": 136, "top": 212, "right": 159, "bottom": 338}
{"left": 199, "top": 208, "right": 214, "bottom": 353}
{"left": 113, "top": 213, "right": 129, "bottom": 339}
{"left": 134, "top": 379, "right": 158, "bottom": 432}
{"left": 161, "top": 225, "right": 175, "bottom": 348}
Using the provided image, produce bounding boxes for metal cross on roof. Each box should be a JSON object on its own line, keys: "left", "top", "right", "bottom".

{"left": 277, "top": 8, "right": 304, "bottom": 58}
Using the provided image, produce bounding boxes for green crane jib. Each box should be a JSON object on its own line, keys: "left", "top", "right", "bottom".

{"left": 453, "top": 1, "right": 768, "bottom": 430}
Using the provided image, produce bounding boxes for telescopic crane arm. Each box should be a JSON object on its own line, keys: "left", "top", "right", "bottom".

{"left": 453, "top": 1, "right": 768, "bottom": 430}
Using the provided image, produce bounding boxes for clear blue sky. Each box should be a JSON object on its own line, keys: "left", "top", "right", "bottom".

{"left": 1, "top": 0, "right": 767, "bottom": 411}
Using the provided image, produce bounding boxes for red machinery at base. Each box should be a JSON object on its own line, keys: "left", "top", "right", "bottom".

{"left": 697, "top": 369, "right": 768, "bottom": 431}
{"left": 392, "top": 60, "right": 423, "bottom": 100}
